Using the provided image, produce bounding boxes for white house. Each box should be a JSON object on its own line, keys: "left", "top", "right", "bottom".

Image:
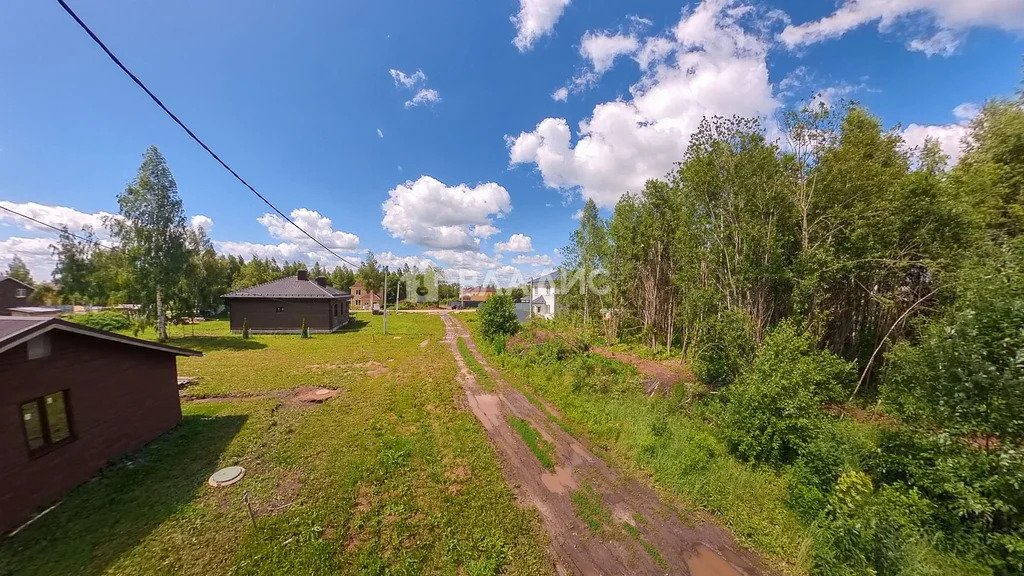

{"left": 528, "top": 271, "right": 558, "bottom": 319}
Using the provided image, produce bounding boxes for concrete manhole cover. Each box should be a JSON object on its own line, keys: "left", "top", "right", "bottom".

{"left": 208, "top": 465, "right": 245, "bottom": 487}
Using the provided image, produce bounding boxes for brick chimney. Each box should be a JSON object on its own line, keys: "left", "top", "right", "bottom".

{"left": 315, "top": 276, "right": 328, "bottom": 287}
{"left": 297, "top": 270, "right": 309, "bottom": 281}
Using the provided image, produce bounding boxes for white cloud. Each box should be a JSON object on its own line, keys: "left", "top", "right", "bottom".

{"left": 257, "top": 208, "right": 360, "bottom": 252}
{"left": 377, "top": 251, "right": 435, "bottom": 271}
{"left": 552, "top": 87, "right": 569, "bottom": 102}
{"left": 190, "top": 214, "right": 213, "bottom": 232}
{"left": 215, "top": 240, "right": 305, "bottom": 261}
{"left": 0, "top": 201, "right": 115, "bottom": 236}
{"left": 907, "top": 29, "right": 960, "bottom": 56}
{"left": 0, "top": 236, "right": 58, "bottom": 281}
{"left": 635, "top": 36, "right": 675, "bottom": 70}
{"left": 512, "top": 0, "right": 571, "bottom": 52}
{"left": 571, "top": 208, "right": 584, "bottom": 220}
{"left": 494, "top": 233, "right": 534, "bottom": 253}
{"left": 902, "top": 124, "right": 968, "bottom": 164}
{"left": 377, "top": 128, "right": 384, "bottom": 138}
{"left": 425, "top": 249, "right": 503, "bottom": 270}
{"left": 381, "top": 176, "right": 512, "bottom": 250}
{"left": 508, "top": 0, "right": 780, "bottom": 207}
{"left": 512, "top": 254, "right": 553, "bottom": 266}
{"left": 390, "top": 69, "right": 441, "bottom": 108}
{"left": 780, "top": 0, "right": 1024, "bottom": 51}
{"left": 389, "top": 68, "right": 426, "bottom": 88}
{"left": 901, "top": 101, "right": 977, "bottom": 164}
{"left": 405, "top": 88, "right": 441, "bottom": 108}
{"left": 581, "top": 31, "right": 640, "bottom": 75}
{"left": 811, "top": 82, "right": 866, "bottom": 108}
{"left": 953, "top": 102, "right": 980, "bottom": 121}
{"left": 472, "top": 224, "right": 501, "bottom": 238}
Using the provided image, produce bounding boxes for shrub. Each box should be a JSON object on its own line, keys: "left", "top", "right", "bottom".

{"left": 811, "top": 471, "right": 931, "bottom": 576}
{"left": 718, "top": 321, "right": 854, "bottom": 465}
{"left": 787, "top": 424, "right": 874, "bottom": 522}
{"left": 478, "top": 294, "right": 519, "bottom": 342}
{"left": 693, "top": 308, "right": 756, "bottom": 388}
{"left": 70, "top": 310, "right": 132, "bottom": 332}
{"left": 879, "top": 253, "right": 1024, "bottom": 571}
{"left": 570, "top": 354, "right": 643, "bottom": 397}
{"left": 866, "top": 427, "right": 1024, "bottom": 571}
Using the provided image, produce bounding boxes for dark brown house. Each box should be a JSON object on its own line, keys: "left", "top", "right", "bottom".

{"left": 0, "top": 317, "right": 201, "bottom": 533}
{"left": 0, "top": 275, "right": 34, "bottom": 316}
{"left": 222, "top": 270, "right": 352, "bottom": 334}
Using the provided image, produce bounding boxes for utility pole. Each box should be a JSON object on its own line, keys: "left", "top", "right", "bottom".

{"left": 382, "top": 267, "right": 388, "bottom": 335}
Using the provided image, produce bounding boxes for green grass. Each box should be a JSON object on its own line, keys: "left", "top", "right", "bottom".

{"left": 621, "top": 522, "right": 667, "bottom": 568}
{"left": 0, "top": 314, "right": 550, "bottom": 576}
{"left": 569, "top": 483, "right": 613, "bottom": 533}
{"left": 457, "top": 337, "right": 495, "bottom": 391}
{"left": 506, "top": 416, "right": 556, "bottom": 471}
{"left": 570, "top": 483, "right": 667, "bottom": 568}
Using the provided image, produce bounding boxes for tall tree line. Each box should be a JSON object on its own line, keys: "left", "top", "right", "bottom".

{"left": 559, "top": 95, "right": 1024, "bottom": 390}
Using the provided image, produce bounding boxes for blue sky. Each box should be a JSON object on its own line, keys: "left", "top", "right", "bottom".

{"left": 1, "top": 0, "right": 1022, "bottom": 284}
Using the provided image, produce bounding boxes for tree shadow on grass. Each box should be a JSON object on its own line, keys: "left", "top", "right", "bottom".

{"left": 0, "top": 414, "right": 246, "bottom": 576}
{"left": 167, "top": 336, "right": 267, "bottom": 352}
{"left": 336, "top": 317, "right": 370, "bottom": 332}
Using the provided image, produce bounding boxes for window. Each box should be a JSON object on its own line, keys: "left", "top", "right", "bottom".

{"left": 334, "top": 303, "right": 339, "bottom": 315}
{"left": 276, "top": 306, "right": 284, "bottom": 313}
{"left": 21, "top": 391, "right": 72, "bottom": 455}
{"left": 27, "top": 334, "right": 51, "bottom": 360}
{"left": 356, "top": 289, "right": 361, "bottom": 295}
{"left": 16, "top": 288, "right": 28, "bottom": 298}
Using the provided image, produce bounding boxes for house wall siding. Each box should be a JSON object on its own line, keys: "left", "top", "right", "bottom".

{"left": 0, "top": 331, "right": 182, "bottom": 532}
{"left": 227, "top": 298, "right": 349, "bottom": 333}
{"left": 0, "top": 279, "right": 32, "bottom": 316}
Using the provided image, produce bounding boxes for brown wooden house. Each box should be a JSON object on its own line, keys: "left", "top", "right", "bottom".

{"left": 0, "top": 317, "right": 201, "bottom": 533}
{"left": 222, "top": 270, "right": 352, "bottom": 334}
{"left": 0, "top": 276, "right": 34, "bottom": 316}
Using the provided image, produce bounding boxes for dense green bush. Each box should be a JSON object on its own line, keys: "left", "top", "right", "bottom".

{"left": 70, "top": 310, "right": 132, "bottom": 332}
{"left": 570, "top": 354, "right": 643, "bottom": 397}
{"left": 718, "top": 321, "right": 854, "bottom": 465}
{"left": 811, "top": 471, "right": 932, "bottom": 576}
{"left": 478, "top": 294, "right": 519, "bottom": 342}
{"left": 693, "top": 308, "right": 756, "bottom": 388}
{"left": 880, "top": 253, "right": 1024, "bottom": 571}
{"left": 786, "top": 424, "right": 874, "bottom": 522}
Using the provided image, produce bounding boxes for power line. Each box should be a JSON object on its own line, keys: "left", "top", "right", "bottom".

{"left": 0, "top": 204, "right": 112, "bottom": 251}
{"left": 55, "top": 0, "right": 361, "bottom": 270}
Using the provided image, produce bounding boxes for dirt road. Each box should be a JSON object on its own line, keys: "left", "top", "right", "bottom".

{"left": 441, "top": 313, "right": 769, "bottom": 576}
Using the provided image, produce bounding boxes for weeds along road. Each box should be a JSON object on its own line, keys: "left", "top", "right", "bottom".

{"left": 440, "top": 312, "right": 769, "bottom": 576}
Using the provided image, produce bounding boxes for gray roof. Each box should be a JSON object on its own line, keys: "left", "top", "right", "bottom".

{"left": 531, "top": 296, "right": 548, "bottom": 305}
{"left": 0, "top": 317, "right": 201, "bottom": 357}
{"left": 0, "top": 275, "right": 34, "bottom": 290}
{"left": 222, "top": 276, "right": 351, "bottom": 300}
{"left": 530, "top": 271, "right": 559, "bottom": 284}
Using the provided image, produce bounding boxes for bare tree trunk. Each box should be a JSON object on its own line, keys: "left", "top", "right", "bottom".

{"left": 156, "top": 285, "right": 167, "bottom": 342}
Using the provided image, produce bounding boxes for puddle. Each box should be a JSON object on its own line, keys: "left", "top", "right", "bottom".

{"left": 686, "top": 545, "right": 743, "bottom": 576}
{"left": 466, "top": 392, "right": 503, "bottom": 431}
{"left": 540, "top": 466, "right": 577, "bottom": 494}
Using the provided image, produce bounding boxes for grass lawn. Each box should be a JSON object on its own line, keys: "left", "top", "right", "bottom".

{"left": 0, "top": 313, "right": 549, "bottom": 576}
